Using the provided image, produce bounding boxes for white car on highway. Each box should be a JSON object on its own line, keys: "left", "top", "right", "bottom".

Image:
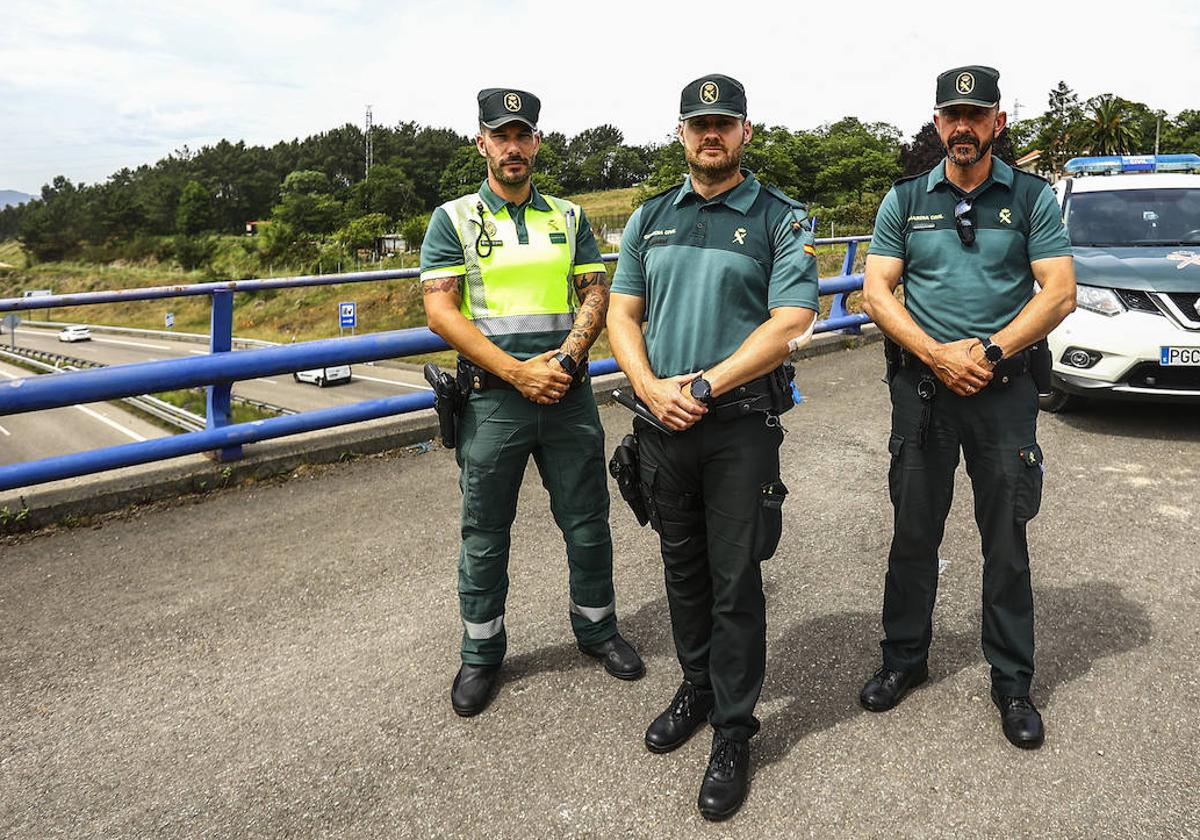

{"left": 1043, "top": 154, "right": 1200, "bottom": 411}
{"left": 57, "top": 325, "right": 92, "bottom": 342}
{"left": 293, "top": 365, "right": 352, "bottom": 387}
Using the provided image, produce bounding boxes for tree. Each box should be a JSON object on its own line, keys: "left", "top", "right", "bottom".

{"left": 1082, "top": 94, "right": 1141, "bottom": 155}
{"left": 335, "top": 213, "right": 390, "bottom": 253}
{"left": 1026, "top": 81, "right": 1085, "bottom": 176}
{"left": 272, "top": 170, "right": 343, "bottom": 234}
{"left": 351, "top": 164, "right": 419, "bottom": 220}
{"left": 900, "top": 122, "right": 944, "bottom": 176}
{"left": 175, "top": 180, "right": 214, "bottom": 234}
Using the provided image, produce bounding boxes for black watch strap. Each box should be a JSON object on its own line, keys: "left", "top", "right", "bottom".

{"left": 553, "top": 351, "right": 577, "bottom": 375}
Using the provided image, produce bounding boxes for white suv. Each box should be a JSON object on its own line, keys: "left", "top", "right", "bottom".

{"left": 1044, "top": 154, "right": 1200, "bottom": 411}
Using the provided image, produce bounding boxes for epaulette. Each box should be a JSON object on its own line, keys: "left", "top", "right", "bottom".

{"left": 761, "top": 183, "right": 812, "bottom": 232}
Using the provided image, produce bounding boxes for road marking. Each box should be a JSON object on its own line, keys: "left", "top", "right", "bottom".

{"left": 0, "top": 369, "right": 17, "bottom": 379}
{"left": 253, "top": 378, "right": 278, "bottom": 385}
{"left": 351, "top": 373, "right": 432, "bottom": 391}
{"left": 93, "top": 337, "right": 172, "bottom": 350}
{"left": 188, "top": 350, "right": 208, "bottom": 356}
{"left": 0, "top": 424, "right": 9, "bottom": 436}
{"left": 74, "top": 404, "right": 146, "bottom": 442}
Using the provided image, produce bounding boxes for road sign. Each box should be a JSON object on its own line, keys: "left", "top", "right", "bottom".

{"left": 2, "top": 313, "right": 19, "bottom": 347}
{"left": 165, "top": 312, "right": 175, "bottom": 329}
{"left": 339, "top": 301, "right": 357, "bottom": 329}
{"left": 22, "top": 289, "right": 52, "bottom": 298}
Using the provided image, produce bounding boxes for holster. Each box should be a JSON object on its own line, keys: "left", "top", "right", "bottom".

{"left": 423, "top": 362, "right": 466, "bottom": 449}
{"left": 1029, "top": 340, "right": 1052, "bottom": 395}
{"left": 884, "top": 337, "right": 901, "bottom": 384}
{"left": 608, "top": 433, "right": 649, "bottom": 527}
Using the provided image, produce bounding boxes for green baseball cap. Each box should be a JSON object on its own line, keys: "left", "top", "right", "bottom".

{"left": 679, "top": 74, "right": 747, "bottom": 121}
{"left": 478, "top": 88, "right": 540, "bottom": 131}
{"left": 935, "top": 65, "right": 1000, "bottom": 108}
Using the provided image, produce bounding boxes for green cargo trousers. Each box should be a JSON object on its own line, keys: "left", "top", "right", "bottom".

{"left": 454, "top": 384, "right": 617, "bottom": 665}
{"left": 881, "top": 366, "right": 1044, "bottom": 695}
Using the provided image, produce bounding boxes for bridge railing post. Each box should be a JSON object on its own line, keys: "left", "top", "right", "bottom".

{"left": 206, "top": 289, "right": 242, "bottom": 462}
{"left": 828, "top": 240, "right": 861, "bottom": 335}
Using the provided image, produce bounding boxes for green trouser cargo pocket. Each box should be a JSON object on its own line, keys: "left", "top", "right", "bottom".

{"left": 753, "top": 480, "right": 788, "bottom": 561}
{"left": 1014, "top": 444, "right": 1044, "bottom": 524}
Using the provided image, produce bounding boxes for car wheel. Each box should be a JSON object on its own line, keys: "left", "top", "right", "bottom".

{"left": 292, "top": 373, "right": 300, "bottom": 382}
{"left": 318, "top": 377, "right": 326, "bottom": 388}
{"left": 1039, "top": 387, "right": 1078, "bottom": 413}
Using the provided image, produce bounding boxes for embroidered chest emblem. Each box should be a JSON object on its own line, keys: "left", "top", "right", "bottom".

{"left": 733, "top": 227, "right": 747, "bottom": 245}
{"left": 999, "top": 208, "right": 1012, "bottom": 225}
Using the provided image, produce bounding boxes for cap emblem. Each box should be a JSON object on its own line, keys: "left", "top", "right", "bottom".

{"left": 700, "top": 81, "right": 720, "bottom": 104}
{"left": 504, "top": 92, "right": 522, "bottom": 112}
{"left": 956, "top": 73, "right": 975, "bottom": 95}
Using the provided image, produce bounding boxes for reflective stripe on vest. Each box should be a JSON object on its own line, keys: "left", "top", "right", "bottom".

{"left": 441, "top": 192, "right": 579, "bottom": 337}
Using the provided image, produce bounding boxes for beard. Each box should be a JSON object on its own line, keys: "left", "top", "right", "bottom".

{"left": 487, "top": 153, "right": 534, "bottom": 187}
{"left": 944, "top": 130, "right": 994, "bottom": 167}
{"left": 685, "top": 141, "right": 744, "bottom": 182}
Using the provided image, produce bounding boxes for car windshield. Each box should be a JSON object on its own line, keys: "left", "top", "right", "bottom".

{"left": 1066, "top": 188, "right": 1200, "bottom": 246}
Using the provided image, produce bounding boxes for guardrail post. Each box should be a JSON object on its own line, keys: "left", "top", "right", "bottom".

{"left": 829, "top": 240, "right": 862, "bottom": 335}
{"left": 206, "top": 290, "right": 242, "bottom": 461}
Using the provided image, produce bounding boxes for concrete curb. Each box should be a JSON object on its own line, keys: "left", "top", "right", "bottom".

{"left": 1, "top": 326, "right": 881, "bottom": 533}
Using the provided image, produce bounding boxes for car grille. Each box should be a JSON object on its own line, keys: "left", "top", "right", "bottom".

{"left": 1124, "top": 362, "right": 1200, "bottom": 390}
{"left": 1163, "top": 292, "right": 1200, "bottom": 320}
{"left": 1116, "top": 289, "right": 1162, "bottom": 314}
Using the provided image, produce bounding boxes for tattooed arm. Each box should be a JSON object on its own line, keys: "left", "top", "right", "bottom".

{"left": 422, "top": 275, "right": 571, "bottom": 405}
{"left": 556, "top": 271, "right": 610, "bottom": 366}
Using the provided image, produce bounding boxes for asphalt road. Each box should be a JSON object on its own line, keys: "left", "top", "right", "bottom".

{"left": 0, "top": 358, "right": 168, "bottom": 466}
{"left": 8, "top": 324, "right": 431, "bottom": 413}
{"left": 1, "top": 345, "right": 1198, "bottom": 839}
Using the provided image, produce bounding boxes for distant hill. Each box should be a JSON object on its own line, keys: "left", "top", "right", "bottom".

{"left": 1, "top": 190, "right": 34, "bottom": 208}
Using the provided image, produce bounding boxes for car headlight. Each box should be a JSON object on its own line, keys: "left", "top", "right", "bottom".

{"left": 1076, "top": 285, "right": 1124, "bottom": 317}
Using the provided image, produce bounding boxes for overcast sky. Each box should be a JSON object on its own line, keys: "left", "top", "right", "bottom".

{"left": 3, "top": 0, "right": 1198, "bottom": 195}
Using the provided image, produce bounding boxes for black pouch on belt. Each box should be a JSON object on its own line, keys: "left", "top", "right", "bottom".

{"left": 884, "top": 337, "right": 901, "bottom": 384}
{"left": 423, "top": 362, "right": 464, "bottom": 449}
{"left": 1029, "top": 340, "right": 1052, "bottom": 396}
{"left": 608, "top": 434, "right": 650, "bottom": 527}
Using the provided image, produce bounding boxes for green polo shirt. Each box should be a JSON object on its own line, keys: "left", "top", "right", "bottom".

{"left": 420, "top": 181, "right": 605, "bottom": 358}
{"left": 612, "top": 170, "right": 819, "bottom": 377}
{"left": 870, "top": 157, "right": 1072, "bottom": 344}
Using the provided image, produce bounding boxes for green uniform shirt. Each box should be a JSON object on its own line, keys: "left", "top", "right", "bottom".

{"left": 612, "top": 171, "right": 819, "bottom": 377}
{"left": 869, "top": 157, "right": 1072, "bottom": 344}
{"left": 420, "top": 181, "right": 605, "bottom": 359}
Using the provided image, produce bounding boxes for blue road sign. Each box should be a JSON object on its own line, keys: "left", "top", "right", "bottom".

{"left": 165, "top": 312, "right": 174, "bottom": 328}
{"left": 339, "top": 301, "right": 357, "bottom": 329}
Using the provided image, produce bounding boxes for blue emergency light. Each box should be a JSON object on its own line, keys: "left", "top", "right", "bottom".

{"left": 1064, "top": 154, "right": 1200, "bottom": 175}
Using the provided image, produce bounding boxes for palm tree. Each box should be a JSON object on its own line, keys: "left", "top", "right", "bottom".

{"left": 1083, "top": 95, "right": 1140, "bottom": 155}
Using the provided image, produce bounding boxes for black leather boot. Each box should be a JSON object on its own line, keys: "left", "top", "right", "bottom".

{"left": 859, "top": 663, "right": 929, "bottom": 712}
{"left": 450, "top": 663, "right": 500, "bottom": 717}
{"left": 644, "top": 679, "right": 714, "bottom": 753}
{"left": 697, "top": 731, "right": 750, "bottom": 821}
{"left": 578, "top": 632, "right": 644, "bottom": 680}
{"left": 991, "top": 689, "right": 1045, "bottom": 749}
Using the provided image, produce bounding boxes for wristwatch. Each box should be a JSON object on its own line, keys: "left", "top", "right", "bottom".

{"left": 981, "top": 337, "right": 1004, "bottom": 366}
{"left": 553, "top": 351, "right": 577, "bottom": 375}
{"left": 689, "top": 376, "right": 713, "bottom": 404}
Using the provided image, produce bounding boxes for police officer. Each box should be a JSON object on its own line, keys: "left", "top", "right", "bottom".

{"left": 421, "top": 88, "right": 643, "bottom": 718}
{"left": 859, "top": 66, "right": 1076, "bottom": 748}
{"left": 607, "top": 74, "right": 818, "bottom": 820}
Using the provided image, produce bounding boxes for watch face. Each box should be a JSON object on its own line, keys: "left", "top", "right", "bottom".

{"left": 690, "top": 378, "right": 711, "bottom": 401}
{"left": 985, "top": 344, "right": 1004, "bottom": 363}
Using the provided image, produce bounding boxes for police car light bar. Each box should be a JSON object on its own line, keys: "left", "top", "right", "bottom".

{"left": 1064, "top": 154, "right": 1200, "bottom": 175}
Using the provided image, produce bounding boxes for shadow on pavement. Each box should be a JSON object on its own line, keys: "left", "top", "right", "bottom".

{"left": 755, "top": 580, "right": 1152, "bottom": 767}
{"left": 501, "top": 594, "right": 675, "bottom": 685}
{"left": 1053, "top": 401, "right": 1200, "bottom": 442}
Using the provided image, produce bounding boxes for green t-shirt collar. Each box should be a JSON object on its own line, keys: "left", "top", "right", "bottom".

{"left": 478, "top": 180, "right": 552, "bottom": 215}
{"left": 672, "top": 168, "right": 760, "bottom": 215}
{"left": 925, "top": 156, "right": 1014, "bottom": 195}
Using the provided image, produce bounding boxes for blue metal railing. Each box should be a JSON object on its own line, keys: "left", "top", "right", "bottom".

{"left": 0, "top": 236, "right": 871, "bottom": 492}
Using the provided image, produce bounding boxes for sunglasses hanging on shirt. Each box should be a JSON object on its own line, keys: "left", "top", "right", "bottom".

{"left": 954, "top": 198, "right": 976, "bottom": 246}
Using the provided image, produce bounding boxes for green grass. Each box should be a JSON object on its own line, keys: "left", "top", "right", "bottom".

{"left": 565, "top": 187, "right": 639, "bottom": 220}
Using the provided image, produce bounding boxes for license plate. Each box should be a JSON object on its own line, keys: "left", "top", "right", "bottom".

{"left": 1160, "top": 346, "right": 1200, "bottom": 365}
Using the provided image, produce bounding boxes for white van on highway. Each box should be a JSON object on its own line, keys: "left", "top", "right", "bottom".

{"left": 293, "top": 365, "right": 352, "bottom": 387}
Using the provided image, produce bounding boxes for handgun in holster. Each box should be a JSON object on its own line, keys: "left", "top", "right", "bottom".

{"left": 883, "top": 337, "right": 901, "bottom": 384}
{"left": 1028, "top": 340, "right": 1052, "bottom": 396}
{"left": 423, "top": 362, "right": 465, "bottom": 449}
{"left": 608, "top": 434, "right": 649, "bottom": 527}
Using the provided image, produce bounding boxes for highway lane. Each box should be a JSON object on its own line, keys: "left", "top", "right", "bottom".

{"left": 8, "top": 325, "right": 432, "bottom": 414}
{"left": 0, "top": 358, "right": 169, "bottom": 466}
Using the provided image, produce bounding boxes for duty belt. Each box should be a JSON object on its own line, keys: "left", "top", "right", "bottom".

{"left": 457, "top": 356, "right": 589, "bottom": 393}
{"left": 707, "top": 365, "right": 796, "bottom": 421}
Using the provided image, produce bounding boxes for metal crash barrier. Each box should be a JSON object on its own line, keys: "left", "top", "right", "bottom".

{"left": 0, "top": 237, "right": 872, "bottom": 492}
